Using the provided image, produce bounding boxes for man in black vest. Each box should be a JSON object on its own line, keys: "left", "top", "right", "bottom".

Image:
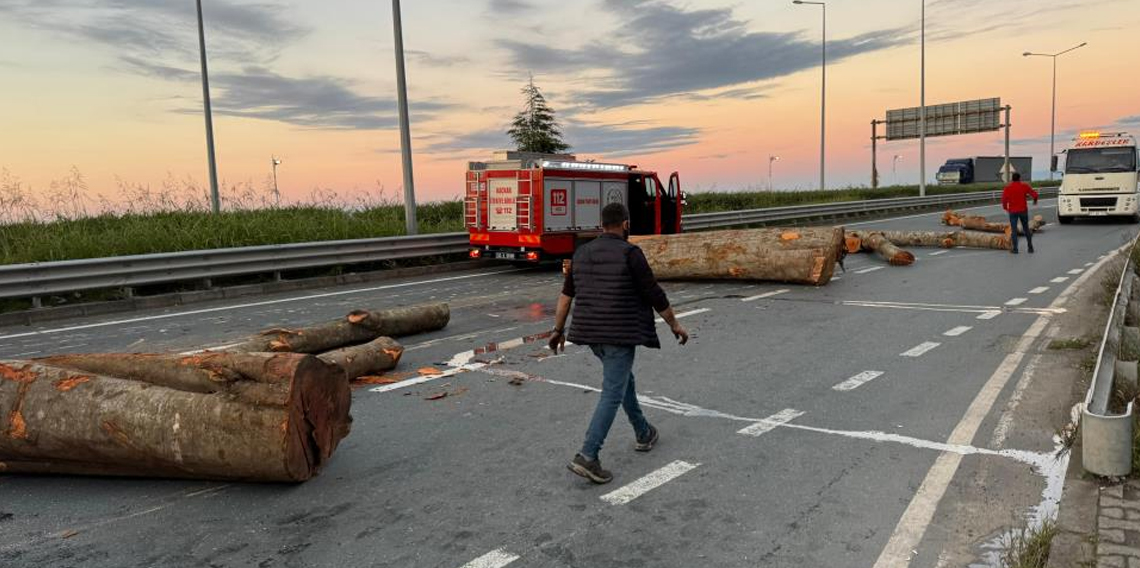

{"left": 549, "top": 202, "right": 689, "bottom": 484}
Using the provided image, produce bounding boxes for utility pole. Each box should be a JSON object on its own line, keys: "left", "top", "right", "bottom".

{"left": 919, "top": 0, "right": 926, "bottom": 197}
{"left": 392, "top": 0, "right": 417, "bottom": 235}
{"left": 793, "top": 0, "right": 827, "bottom": 190}
{"left": 768, "top": 155, "right": 780, "bottom": 191}
{"left": 196, "top": 0, "right": 220, "bottom": 213}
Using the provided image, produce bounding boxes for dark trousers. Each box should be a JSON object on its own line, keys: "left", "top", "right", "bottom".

{"left": 1009, "top": 212, "right": 1033, "bottom": 251}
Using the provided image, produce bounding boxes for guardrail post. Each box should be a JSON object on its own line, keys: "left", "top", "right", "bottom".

{"left": 122, "top": 287, "right": 134, "bottom": 299}
{"left": 202, "top": 278, "right": 213, "bottom": 289}
{"left": 273, "top": 272, "right": 283, "bottom": 283}
{"left": 31, "top": 296, "right": 42, "bottom": 309}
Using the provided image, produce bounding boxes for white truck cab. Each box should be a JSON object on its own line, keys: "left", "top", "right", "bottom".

{"left": 1057, "top": 132, "right": 1140, "bottom": 223}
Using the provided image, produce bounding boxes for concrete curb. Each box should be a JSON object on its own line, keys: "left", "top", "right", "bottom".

{"left": 0, "top": 260, "right": 492, "bottom": 328}
{"left": 1046, "top": 435, "right": 1100, "bottom": 567}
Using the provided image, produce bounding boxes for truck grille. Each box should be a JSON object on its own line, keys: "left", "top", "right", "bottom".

{"left": 1080, "top": 187, "right": 1120, "bottom": 192}
{"left": 1080, "top": 197, "right": 1118, "bottom": 208}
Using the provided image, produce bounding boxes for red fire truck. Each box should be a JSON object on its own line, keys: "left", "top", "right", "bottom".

{"left": 465, "top": 152, "right": 683, "bottom": 261}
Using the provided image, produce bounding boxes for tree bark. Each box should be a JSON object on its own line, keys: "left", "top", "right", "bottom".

{"left": 853, "top": 230, "right": 1011, "bottom": 251}
{"left": 317, "top": 337, "right": 404, "bottom": 381}
{"left": 226, "top": 303, "right": 449, "bottom": 353}
{"left": 856, "top": 232, "right": 915, "bottom": 266}
{"left": 943, "top": 210, "right": 1046, "bottom": 235}
{"left": 0, "top": 353, "right": 351, "bottom": 482}
{"left": 631, "top": 227, "right": 845, "bottom": 285}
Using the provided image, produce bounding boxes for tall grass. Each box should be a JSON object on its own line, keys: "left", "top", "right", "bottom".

{"left": 0, "top": 168, "right": 1059, "bottom": 265}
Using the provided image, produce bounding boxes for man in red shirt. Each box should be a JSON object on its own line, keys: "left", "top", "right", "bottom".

{"left": 1002, "top": 172, "right": 1039, "bottom": 254}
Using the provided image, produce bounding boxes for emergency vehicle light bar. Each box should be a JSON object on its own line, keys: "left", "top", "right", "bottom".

{"left": 540, "top": 161, "right": 630, "bottom": 172}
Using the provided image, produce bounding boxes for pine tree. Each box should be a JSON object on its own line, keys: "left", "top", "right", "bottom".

{"left": 507, "top": 77, "right": 570, "bottom": 154}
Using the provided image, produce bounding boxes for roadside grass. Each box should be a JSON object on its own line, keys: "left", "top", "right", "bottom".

{"left": 1001, "top": 520, "right": 1058, "bottom": 568}
{"left": 1048, "top": 337, "right": 1094, "bottom": 351}
{"left": 0, "top": 168, "right": 1060, "bottom": 265}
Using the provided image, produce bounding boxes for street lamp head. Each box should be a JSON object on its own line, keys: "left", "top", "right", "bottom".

{"left": 1022, "top": 52, "right": 1032, "bottom": 57}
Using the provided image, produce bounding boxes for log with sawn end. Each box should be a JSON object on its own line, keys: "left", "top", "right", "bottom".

{"left": 0, "top": 352, "right": 351, "bottom": 482}
{"left": 631, "top": 227, "right": 845, "bottom": 285}
{"left": 317, "top": 337, "right": 404, "bottom": 380}
{"left": 226, "top": 303, "right": 449, "bottom": 353}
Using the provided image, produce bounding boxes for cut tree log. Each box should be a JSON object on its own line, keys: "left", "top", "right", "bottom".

{"left": 226, "top": 303, "right": 449, "bottom": 354}
{"left": 631, "top": 227, "right": 845, "bottom": 285}
{"left": 317, "top": 337, "right": 404, "bottom": 380}
{"left": 852, "top": 230, "right": 1011, "bottom": 251}
{"left": 0, "top": 353, "right": 351, "bottom": 482}
{"left": 942, "top": 210, "right": 1047, "bottom": 235}
{"left": 854, "top": 232, "right": 915, "bottom": 266}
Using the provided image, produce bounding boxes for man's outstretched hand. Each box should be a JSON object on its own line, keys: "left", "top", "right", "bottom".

{"left": 671, "top": 323, "right": 689, "bottom": 345}
{"left": 548, "top": 329, "right": 566, "bottom": 354}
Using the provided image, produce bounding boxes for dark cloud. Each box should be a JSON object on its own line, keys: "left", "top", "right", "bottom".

{"left": 497, "top": 0, "right": 911, "bottom": 108}
{"left": 0, "top": 0, "right": 443, "bottom": 131}
{"left": 488, "top": 0, "right": 537, "bottom": 13}
{"left": 423, "top": 120, "right": 698, "bottom": 156}
{"left": 1118, "top": 115, "right": 1140, "bottom": 125}
{"left": 406, "top": 49, "right": 471, "bottom": 67}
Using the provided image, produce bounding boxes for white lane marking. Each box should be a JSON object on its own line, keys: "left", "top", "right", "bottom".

{"left": 943, "top": 326, "right": 972, "bottom": 337}
{"left": 656, "top": 308, "right": 710, "bottom": 323}
{"left": 1051, "top": 276, "right": 1069, "bottom": 284}
{"left": 833, "top": 371, "right": 885, "bottom": 392}
{"left": 599, "top": 461, "right": 700, "bottom": 505}
{"left": 872, "top": 240, "right": 1124, "bottom": 568}
{"left": 0, "top": 269, "right": 523, "bottom": 341}
{"left": 737, "top": 408, "right": 804, "bottom": 436}
{"left": 841, "top": 300, "right": 1062, "bottom": 316}
{"left": 1085, "top": 262, "right": 1095, "bottom": 267}
{"left": 1029, "top": 286, "right": 1050, "bottom": 295}
{"left": 460, "top": 549, "right": 520, "bottom": 568}
{"left": 977, "top": 311, "right": 1001, "bottom": 320}
{"left": 901, "top": 342, "right": 941, "bottom": 357}
{"left": 742, "top": 289, "right": 790, "bottom": 302}
{"left": 179, "top": 342, "right": 245, "bottom": 355}
{"left": 7, "top": 351, "right": 41, "bottom": 357}
{"left": 1068, "top": 268, "right": 1084, "bottom": 275}
{"left": 855, "top": 266, "right": 885, "bottom": 274}
{"left": 1005, "top": 298, "right": 1028, "bottom": 306}
{"left": 928, "top": 250, "right": 949, "bottom": 256}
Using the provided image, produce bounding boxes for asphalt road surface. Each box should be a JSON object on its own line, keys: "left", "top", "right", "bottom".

{"left": 0, "top": 200, "right": 1135, "bottom": 568}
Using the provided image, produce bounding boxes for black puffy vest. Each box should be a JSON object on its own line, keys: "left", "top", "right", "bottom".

{"left": 567, "top": 234, "right": 661, "bottom": 349}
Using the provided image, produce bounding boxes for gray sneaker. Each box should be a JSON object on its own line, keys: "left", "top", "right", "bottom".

{"left": 568, "top": 454, "right": 613, "bottom": 484}
{"left": 635, "top": 424, "right": 659, "bottom": 452}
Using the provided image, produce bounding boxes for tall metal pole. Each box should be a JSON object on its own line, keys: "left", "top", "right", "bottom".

{"left": 871, "top": 121, "right": 879, "bottom": 189}
{"left": 1004, "top": 105, "right": 1012, "bottom": 182}
{"left": 196, "top": 0, "right": 220, "bottom": 213}
{"left": 392, "top": 0, "right": 417, "bottom": 235}
{"left": 820, "top": 4, "right": 826, "bottom": 191}
{"left": 271, "top": 157, "right": 280, "bottom": 206}
{"left": 1049, "top": 57, "right": 1057, "bottom": 181}
{"left": 919, "top": 0, "right": 926, "bottom": 197}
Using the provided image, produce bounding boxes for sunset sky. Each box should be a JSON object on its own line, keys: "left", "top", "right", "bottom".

{"left": 1, "top": 0, "right": 1138, "bottom": 207}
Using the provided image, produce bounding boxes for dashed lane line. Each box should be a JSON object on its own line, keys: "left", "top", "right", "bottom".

{"left": 1029, "top": 287, "right": 1050, "bottom": 295}
{"left": 833, "top": 371, "right": 885, "bottom": 392}
{"left": 742, "top": 289, "right": 791, "bottom": 302}
{"left": 1051, "top": 277, "right": 1069, "bottom": 284}
{"left": 977, "top": 311, "right": 1001, "bottom": 320}
{"left": 459, "top": 549, "right": 520, "bottom": 568}
{"left": 901, "top": 342, "right": 941, "bottom": 357}
{"left": 929, "top": 251, "right": 949, "bottom": 256}
{"left": 1068, "top": 268, "right": 1084, "bottom": 275}
{"left": 856, "top": 266, "right": 885, "bottom": 274}
{"left": 599, "top": 461, "right": 701, "bottom": 505}
{"left": 737, "top": 408, "right": 805, "bottom": 436}
{"left": 1006, "top": 298, "right": 1028, "bottom": 306}
{"left": 943, "top": 326, "right": 972, "bottom": 337}
{"left": 656, "top": 308, "right": 710, "bottom": 323}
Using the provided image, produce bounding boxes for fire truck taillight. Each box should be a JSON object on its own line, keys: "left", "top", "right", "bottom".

{"left": 525, "top": 251, "right": 540, "bottom": 262}
{"left": 469, "top": 249, "right": 482, "bottom": 259}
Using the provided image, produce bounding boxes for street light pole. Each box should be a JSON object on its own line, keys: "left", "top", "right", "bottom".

{"left": 768, "top": 155, "right": 780, "bottom": 191}
{"left": 392, "top": 0, "right": 418, "bottom": 235}
{"left": 1024, "top": 42, "right": 1087, "bottom": 180}
{"left": 271, "top": 156, "right": 281, "bottom": 206}
{"left": 893, "top": 154, "right": 902, "bottom": 185}
{"left": 196, "top": 0, "right": 220, "bottom": 213}
{"left": 793, "top": 0, "right": 826, "bottom": 191}
{"left": 919, "top": 0, "right": 925, "bottom": 197}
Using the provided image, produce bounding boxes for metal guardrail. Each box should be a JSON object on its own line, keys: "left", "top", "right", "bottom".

{"left": 1083, "top": 239, "right": 1139, "bottom": 476}
{"left": 0, "top": 188, "right": 1055, "bottom": 301}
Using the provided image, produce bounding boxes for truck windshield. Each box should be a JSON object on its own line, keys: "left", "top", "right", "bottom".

{"left": 1066, "top": 147, "right": 1137, "bottom": 174}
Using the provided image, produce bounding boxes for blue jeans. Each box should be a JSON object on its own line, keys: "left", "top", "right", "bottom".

{"left": 579, "top": 344, "right": 650, "bottom": 461}
{"left": 1009, "top": 212, "right": 1033, "bottom": 251}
